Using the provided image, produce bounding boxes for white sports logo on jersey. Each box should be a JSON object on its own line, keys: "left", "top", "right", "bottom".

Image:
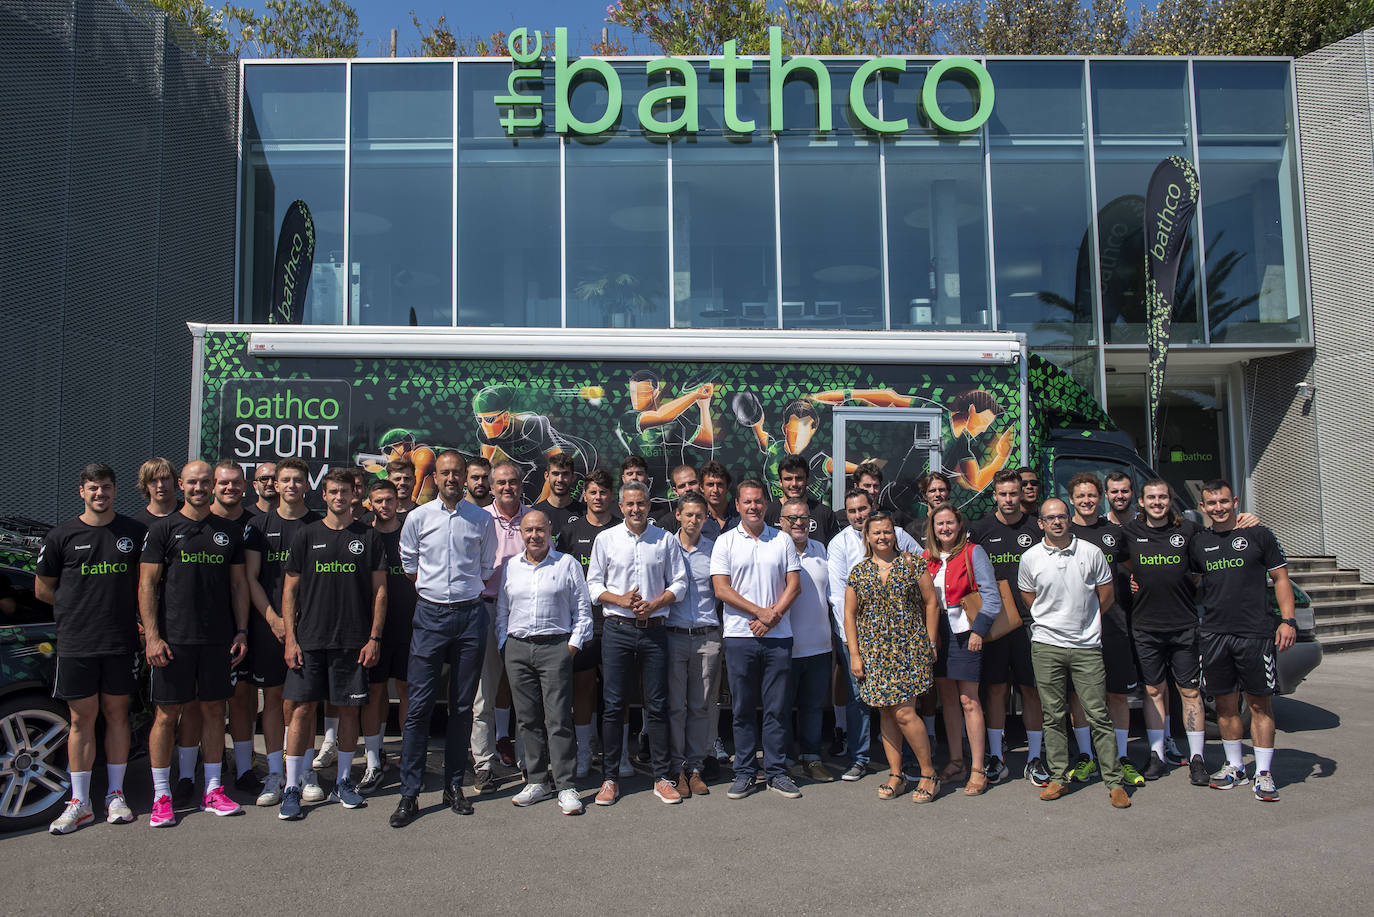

{"left": 1017, "top": 533, "right": 1033, "bottom": 548}
{"left": 348, "top": 539, "right": 365, "bottom": 555}
{"left": 213, "top": 532, "right": 230, "bottom": 547}
{"left": 1101, "top": 533, "right": 1116, "bottom": 547}
{"left": 1169, "top": 534, "right": 1186, "bottom": 548}
{"left": 116, "top": 537, "right": 135, "bottom": 553}
{"left": 1231, "top": 536, "right": 1248, "bottom": 551}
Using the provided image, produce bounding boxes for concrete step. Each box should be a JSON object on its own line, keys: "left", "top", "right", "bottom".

{"left": 1289, "top": 569, "right": 1362, "bottom": 587}
{"left": 1288, "top": 556, "right": 1338, "bottom": 573}
{"left": 1298, "top": 583, "right": 1374, "bottom": 602}
{"left": 1310, "top": 599, "right": 1374, "bottom": 620}
{"left": 1318, "top": 631, "right": 1374, "bottom": 653}
{"left": 1315, "top": 613, "right": 1374, "bottom": 637}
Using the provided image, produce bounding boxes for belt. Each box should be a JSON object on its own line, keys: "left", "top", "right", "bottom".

{"left": 605, "top": 614, "right": 665, "bottom": 629}
{"left": 667, "top": 625, "right": 717, "bottom": 636}
{"left": 424, "top": 597, "right": 481, "bottom": 609}
{"left": 510, "top": 633, "right": 570, "bottom": 645}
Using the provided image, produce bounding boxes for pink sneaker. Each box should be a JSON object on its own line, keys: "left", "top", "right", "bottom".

{"left": 149, "top": 794, "right": 176, "bottom": 828}
{"left": 201, "top": 786, "right": 243, "bottom": 816}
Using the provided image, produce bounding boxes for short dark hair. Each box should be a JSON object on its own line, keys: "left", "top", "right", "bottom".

{"left": 1200, "top": 478, "right": 1233, "bottom": 498}
{"left": 992, "top": 469, "right": 1023, "bottom": 489}
{"left": 620, "top": 455, "right": 649, "bottom": 475}
{"left": 670, "top": 463, "right": 697, "bottom": 483}
{"left": 918, "top": 471, "right": 951, "bottom": 493}
{"left": 700, "top": 460, "right": 732, "bottom": 486}
{"left": 1138, "top": 478, "right": 1181, "bottom": 525}
{"left": 1017, "top": 466, "right": 1038, "bottom": 478}
{"left": 583, "top": 468, "right": 615, "bottom": 493}
{"left": 737, "top": 478, "right": 767, "bottom": 498}
{"left": 385, "top": 458, "right": 416, "bottom": 477}
{"left": 1104, "top": 470, "right": 1132, "bottom": 489}
{"left": 276, "top": 457, "right": 310, "bottom": 477}
{"left": 778, "top": 454, "right": 809, "bottom": 478}
{"left": 213, "top": 459, "right": 245, "bottom": 479}
{"left": 369, "top": 479, "right": 398, "bottom": 497}
{"left": 546, "top": 453, "right": 574, "bottom": 472}
{"left": 853, "top": 461, "right": 883, "bottom": 484}
{"left": 1067, "top": 472, "right": 1102, "bottom": 496}
{"left": 465, "top": 455, "right": 490, "bottom": 474}
{"left": 843, "top": 488, "right": 872, "bottom": 507}
{"left": 677, "top": 492, "right": 708, "bottom": 513}
{"left": 80, "top": 462, "right": 116, "bottom": 486}
{"left": 323, "top": 467, "right": 356, "bottom": 489}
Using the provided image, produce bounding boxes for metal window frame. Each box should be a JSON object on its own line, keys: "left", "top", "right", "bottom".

{"left": 830, "top": 406, "right": 945, "bottom": 509}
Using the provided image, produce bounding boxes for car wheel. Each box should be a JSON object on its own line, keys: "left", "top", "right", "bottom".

{"left": 0, "top": 693, "right": 71, "bottom": 832}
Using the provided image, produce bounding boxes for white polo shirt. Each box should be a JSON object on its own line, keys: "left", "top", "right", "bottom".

{"left": 1017, "top": 536, "right": 1113, "bottom": 650}
{"left": 710, "top": 523, "right": 801, "bottom": 640}
{"left": 790, "top": 538, "right": 832, "bottom": 658}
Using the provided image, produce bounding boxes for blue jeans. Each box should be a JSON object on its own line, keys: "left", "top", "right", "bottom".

{"left": 785, "top": 651, "right": 832, "bottom": 760}
{"left": 724, "top": 636, "right": 793, "bottom": 780}
{"left": 399, "top": 598, "right": 487, "bottom": 796}
{"left": 834, "top": 632, "right": 871, "bottom": 768}
{"left": 601, "top": 621, "right": 670, "bottom": 781}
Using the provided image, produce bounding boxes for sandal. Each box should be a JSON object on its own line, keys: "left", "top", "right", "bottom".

{"left": 964, "top": 767, "right": 988, "bottom": 796}
{"left": 877, "top": 773, "right": 907, "bottom": 800}
{"left": 911, "top": 774, "right": 940, "bottom": 804}
{"left": 938, "top": 760, "right": 966, "bottom": 782}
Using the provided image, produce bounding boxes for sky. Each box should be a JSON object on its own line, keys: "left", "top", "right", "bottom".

{"left": 351, "top": 1, "right": 632, "bottom": 56}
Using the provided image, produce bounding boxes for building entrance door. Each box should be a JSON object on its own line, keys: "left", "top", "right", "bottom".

{"left": 1105, "top": 374, "right": 1229, "bottom": 505}
{"left": 831, "top": 407, "right": 943, "bottom": 519}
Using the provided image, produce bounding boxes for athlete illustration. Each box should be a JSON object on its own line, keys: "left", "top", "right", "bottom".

{"left": 355, "top": 428, "right": 437, "bottom": 504}
{"left": 472, "top": 385, "right": 596, "bottom": 501}
{"left": 731, "top": 394, "right": 842, "bottom": 502}
{"left": 614, "top": 369, "right": 718, "bottom": 487}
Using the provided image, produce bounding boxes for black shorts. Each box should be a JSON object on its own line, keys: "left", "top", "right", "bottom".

{"left": 232, "top": 646, "right": 253, "bottom": 686}
{"left": 151, "top": 643, "right": 234, "bottom": 705}
{"left": 284, "top": 648, "right": 370, "bottom": 706}
{"left": 1100, "top": 605, "right": 1141, "bottom": 695}
{"left": 1133, "top": 626, "right": 1201, "bottom": 689}
{"left": 249, "top": 615, "right": 287, "bottom": 688}
{"left": 1201, "top": 632, "right": 1276, "bottom": 698}
{"left": 980, "top": 625, "right": 1036, "bottom": 687}
{"left": 53, "top": 651, "right": 140, "bottom": 700}
{"left": 572, "top": 635, "right": 602, "bottom": 673}
{"left": 368, "top": 638, "right": 410, "bottom": 685}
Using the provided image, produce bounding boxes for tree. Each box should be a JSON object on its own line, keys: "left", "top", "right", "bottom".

{"left": 144, "top": 0, "right": 236, "bottom": 58}
{"left": 230, "top": 0, "right": 362, "bottom": 58}
{"left": 410, "top": 11, "right": 511, "bottom": 56}
{"left": 782, "top": 0, "right": 939, "bottom": 54}
{"left": 605, "top": 0, "right": 776, "bottom": 54}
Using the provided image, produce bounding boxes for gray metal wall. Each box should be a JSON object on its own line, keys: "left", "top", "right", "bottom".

{"left": 0, "top": 0, "right": 237, "bottom": 521}
{"left": 1295, "top": 30, "right": 1374, "bottom": 580}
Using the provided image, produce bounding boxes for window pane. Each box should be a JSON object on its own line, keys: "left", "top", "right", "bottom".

{"left": 239, "top": 64, "right": 345, "bottom": 323}
{"left": 349, "top": 63, "right": 453, "bottom": 327}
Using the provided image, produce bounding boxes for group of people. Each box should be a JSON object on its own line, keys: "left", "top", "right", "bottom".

{"left": 35, "top": 445, "right": 1298, "bottom": 834}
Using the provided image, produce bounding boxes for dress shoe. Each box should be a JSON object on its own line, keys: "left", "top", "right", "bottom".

{"left": 496, "top": 736, "right": 517, "bottom": 768}
{"left": 1109, "top": 786, "right": 1132, "bottom": 808}
{"left": 390, "top": 795, "right": 419, "bottom": 828}
{"left": 443, "top": 780, "right": 474, "bottom": 815}
{"left": 673, "top": 772, "right": 692, "bottom": 800}
{"left": 1039, "top": 780, "right": 1068, "bottom": 801}
{"left": 689, "top": 771, "right": 710, "bottom": 796}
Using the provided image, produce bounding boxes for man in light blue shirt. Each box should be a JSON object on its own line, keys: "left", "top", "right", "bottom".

{"left": 390, "top": 451, "right": 497, "bottom": 828}
{"left": 665, "top": 493, "right": 720, "bottom": 799}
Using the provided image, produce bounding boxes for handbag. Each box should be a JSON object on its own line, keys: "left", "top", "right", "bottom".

{"left": 963, "top": 542, "right": 1023, "bottom": 641}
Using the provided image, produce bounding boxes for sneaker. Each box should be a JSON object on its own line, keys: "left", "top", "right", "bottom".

{"left": 201, "top": 786, "right": 243, "bottom": 816}
{"left": 1120, "top": 758, "right": 1146, "bottom": 787}
{"left": 985, "top": 756, "right": 1007, "bottom": 784}
{"left": 148, "top": 794, "right": 176, "bottom": 828}
{"left": 841, "top": 763, "right": 866, "bottom": 782}
{"left": 104, "top": 790, "right": 135, "bottom": 825}
{"left": 727, "top": 774, "right": 755, "bottom": 799}
{"left": 256, "top": 772, "right": 284, "bottom": 807}
{"left": 828, "top": 727, "right": 847, "bottom": 758}
{"left": 313, "top": 738, "right": 338, "bottom": 770}
{"left": 768, "top": 774, "right": 803, "bottom": 798}
{"left": 653, "top": 778, "right": 683, "bottom": 804}
{"left": 1163, "top": 735, "right": 1187, "bottom": 766}
{"left": 301, "top": 769, "right": 326, "bottom": 803}
{"left": 234, "top": 769, "right": 263, "bottom": 794}
{"left": 1071, "top": 754, "right": 1099, "bottom": 783}
{"left": 513, "top": 781, "right": 556, "bottom": 807}
{"left": 1253, "top": 770, "right": 1280, "bottom": 802}
{"left": 593, "top": 780, "right": 620, "bottom": 806}
{"left": 804, "top": 760, "right": 835, "bottom": 783}
{"left": 617, "top": 758, "right": 636, "bottom": 778}
{"left": 1142, "top": 752, "right": 1168, "bottom": 781}
{"left": 49, "top": 798, "right": 94, "bottom": 834}
{"left": 278, "top": 786, "right": 303, "bottom": 820}
{"left": 1024, "top": 757, "right": 1052, "bottom": 787}
{"left": 473, "top": 766, "right": 497, "bottom": 795}
{"left": 330, "top": 780, "right": 366, "bottom": 809}
{"left": 1189, "top": 755, "right": 1210, "bottom": 787}
{"left": 712, "top": 737, "right": 731, "bottom": 763}
{"left": 172, "top": 777, "right": 195, "bottom": 808}
{"left": 1209, "top": 762, "right": 1250, "bottom": 790}
{"left": 357, "top": 766, "right": 384, "bottom": 795}
{"left": 558, "top": 788, "right": 584, "bottom": 815}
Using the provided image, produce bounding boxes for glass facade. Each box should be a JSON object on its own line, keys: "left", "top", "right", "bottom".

{"left": 238, "top": 56, "right": 1311, "bottom": 393}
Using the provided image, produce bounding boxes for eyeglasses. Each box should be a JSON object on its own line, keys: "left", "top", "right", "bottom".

{"left": 1040, "top": 513, "right": 1068, "bottom": 522}
{"left": 255, "top": 476, "right": 274, "bottom": 482}
{"left": 782, "top": 515, "right": 810, "bottom": 524}
{"left": 1022, "top": 480, "right": 1041, "bottom": 487}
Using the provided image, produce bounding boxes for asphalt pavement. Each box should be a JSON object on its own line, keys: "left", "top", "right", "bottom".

{"left": 4, "top": 650, "right": 1371, "bottom": 916}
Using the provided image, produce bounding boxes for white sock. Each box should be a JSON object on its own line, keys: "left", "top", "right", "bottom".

{"left": 233, "top": 740, "right": 254, "bottom": 777}
{"left": 1027, "top": 730, "right": 1043, "bottom": 761}
{"left": 324, "top": 717, "right": 339, "bottom": 745}
{"left": 285, "top": 754, "right": 304, "bottom": 788}
{"left": 106, "top": 762, "right": 127, "bottom": 796}
{"left": 1115, "top": 728, "right": 1129, "bottom": 759}
{"left": 923, "top": 715, "right": 936, "bottom": 739}
{"left": 833, "top": 705, "right": 846, "bottom": 728}
{"left": 204, "top": 761, "right": 222, "bottom": 793}
{"left": 1073, "top": 727, "right": 1093, "bottom": 758}
{"left": 576, "top": 723, "right": 593, "bottom": 756}
{"left": 987, "top": 728, "right": 1004, "bottom": 760}
{"left": 496, "top": 707, "right": 512, "bottom": 741}
{"left": 1147, "top": 729, "right": 1165, "bottom": 760}
{"left": 70, "top": 770, "right": 91, "bottom": 804}
{"left": 177, "top": 745, "right": 198, "bottom": 778}
{"left": 1223, "top": 739, "right": 1244, "bottom": 769}
{"left": 1187, "top": 731, "right": 1205, "bottom": 760}
{"left": 1254, "top": 746, "right": 1274, "bottom": 774}
{"left": 152, "top": 766, "right": 172, "bottom": 799}
{"left": 364, "top": 733, "right": 383, "bottom": 769}
{"left": 267, "top": 750, "right": 284, "bottom": 776}
{"left": 338, "top": 748, "right": 355, "bottom": 781}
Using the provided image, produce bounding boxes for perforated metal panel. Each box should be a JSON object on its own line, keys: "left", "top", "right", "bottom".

{"left": 1242, "top": 352, "right": 1325, "bottom": 555}
{"left": 0, "top": 0, "right": 237, "bottom": 520}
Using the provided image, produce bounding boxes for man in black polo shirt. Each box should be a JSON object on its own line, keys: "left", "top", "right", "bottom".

{"left": 1189, "top": 479, "right": 1296, "bottom": 802}
{"left": 278, "top": 469, "right": 386, "bottom": 819}
{"left": 36, "top": 463, "right": 144, "bottom": 833}
{"left": 138, "top": 460, "right": 250, "bottom": 827}
{"left": 969, "top": 469, "right": 1045, "bottom": 785}
{"left": 764, "top": 454, "right": 837, "bottom": 543}
{"left": 532, "top": 452, "right": 584, "bottom": 535}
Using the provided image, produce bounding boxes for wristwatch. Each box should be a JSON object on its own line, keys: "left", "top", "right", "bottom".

{"left": 1280, "top": 618, "right": 1298, "bottom": 629}
{"left": 368, "top": 635, "right": 383, "bottom": 643}
{"left": 235, "top": 628, "right": 248, "bottom": 636}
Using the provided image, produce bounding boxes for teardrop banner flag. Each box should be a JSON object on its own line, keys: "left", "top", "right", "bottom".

{"left": 1144, "top": 157, "right": 1199, "bottom": 469}
{"left": 269, "top": 200, "right": 315, "bottom": 324}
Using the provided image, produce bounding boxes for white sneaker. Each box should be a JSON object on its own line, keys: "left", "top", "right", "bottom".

{"left": 558, "top": 788, "right": 584, "bottom": 815}
{"left": 312, "top": 739, "right": 338, "bottom": 770}
{"left": 104, "top": 790, "right": 135, "bottom": 824}
{"left": 49, "top": 798, "right": 94, "bottom": 834}
{"left": 512, "top": 781, "right": 555, "bottom": 807}
{"left": 301, "top": 768, "right": 327, "bottom": 803}
{"left": 256, "top": 771, "right": 284, "bottom": 807}
{"left": 617, "top": 759, "right": 636, "bottom": 778}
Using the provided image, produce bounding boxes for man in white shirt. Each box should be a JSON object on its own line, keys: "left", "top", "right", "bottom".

{"left": 497, "top": 511, "right": 593, "bottom": 816}
{"left": 712, "top": 479, "right": 802, "bottom": 800}
{"left": 665, "top": 493, "right": 720, "bottom": 799}
{"left": 587, "top": 481, "right": 688, "bottom": 806}
{"left": 779, "top": 498, "right": 834, "bottom": 783}
{"left": 1017, "top": 498, "right": 1130, "bottom": 809}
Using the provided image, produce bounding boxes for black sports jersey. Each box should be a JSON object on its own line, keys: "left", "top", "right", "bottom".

{"left": 532, "top": 499, "right": 584, "bottom": 538}
{"left": 35, "top": 515, "right": 145, "bottom": 656}
{"left": 558, "top": 515, "right": 615, "bottom": 613}
{"left": 215, "top": 509, "right": 254, "bottom": 532}
{"left": 132, "top": 507, "right": 175, "bottom": 529}
{"left": 1123, "top": 518, "right": 1201, "bottom": 631}
{"left": 969, "top": 512, "right": 1042, "bottom": 615}
{"left": 247, "top": 510, "right": 321, "bottom": 610}
{"left": 765, "top": 498, "right": 838, "bottom": 543}
{"left": 1189, "top": 525, "right": 1287, "bottom": 639}
{"left": 286, "top": 520, "right": 385, "bottom": 651}
{"left": 142, "top": 512, "right": 246, "bottom": 645}
{"left": 1072, "top": 518, "right": 1130, "bottom": 611}
{"left": 375, "top": 525, "right": 417, "bottom": 644}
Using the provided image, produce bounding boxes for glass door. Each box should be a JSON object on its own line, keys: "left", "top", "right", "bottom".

{"left": 831, "top": 407, "right": 943, "bottom": 519}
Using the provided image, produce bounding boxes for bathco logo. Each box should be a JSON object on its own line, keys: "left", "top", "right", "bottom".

{"left": 494, "top": 27, "right": 994, "bottom": 138}
{"left": 1168, "top": 450, "right": 1213, "bottom": 463}
{"left": 220, "top": 379, "right": 351, "bottom": 486}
